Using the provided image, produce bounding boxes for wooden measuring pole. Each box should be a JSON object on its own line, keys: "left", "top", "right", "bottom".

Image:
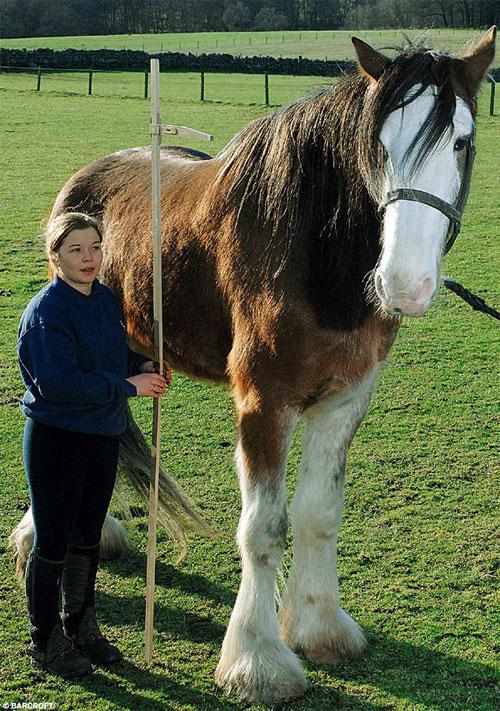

{"left": 145, "top": 58, "right": 163, "bottom": 663}
{"left": 144, "top": 58, "right": 213, "bottom": 663}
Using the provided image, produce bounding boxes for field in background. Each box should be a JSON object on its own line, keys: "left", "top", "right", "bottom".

{"left": 0, "top": 69, "right": 330, "bottom": 106}
{"left": 0, "top": 65, "right": 498, "bottom": 709}
{"left": 1, "top": 28, "right": 498, "bottom": 63}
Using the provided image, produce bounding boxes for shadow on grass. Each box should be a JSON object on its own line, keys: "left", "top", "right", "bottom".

{"left": 102, "top": 548, "right": 237, "bottom": 607}
{"left": 305, "top": 626, "right": 498, "bottom": 710}
{"left": 99, "top": 586, "right": 227, "bottom": 642}
{"left": 79, "top": 660, "right": 242, "bottom": 711}
{"left": 72, "top": 631, "right": 498, "bottom": 711}
{"left": 99, "top": 554, "right": 496, "bottom": 708}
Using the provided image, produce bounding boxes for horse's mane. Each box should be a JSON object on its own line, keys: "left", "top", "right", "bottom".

{"left": 213, "top": 45, "right": 462, "bottom": 330}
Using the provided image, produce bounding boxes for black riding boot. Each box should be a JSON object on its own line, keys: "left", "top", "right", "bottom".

{"left": 25, "top": 549, "right": 92, "bottom": 679}
{"left": 61, "top": 543, "right": 122, "bottom": 665}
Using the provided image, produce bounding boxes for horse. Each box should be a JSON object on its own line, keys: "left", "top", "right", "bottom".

{"left": 10, "top": 28, "right": 496, "bottom": 703}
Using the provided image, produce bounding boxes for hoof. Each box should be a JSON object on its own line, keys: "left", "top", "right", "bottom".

{"left": 215, "top": 644, "right": 307, "bottom": 703}
{"left": 281, "top": 605, "right": 367, "bottom": 664}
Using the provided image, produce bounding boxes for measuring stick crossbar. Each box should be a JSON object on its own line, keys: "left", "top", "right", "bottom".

{"left": 150, "top": 123, "right": 213, "bottom": 141}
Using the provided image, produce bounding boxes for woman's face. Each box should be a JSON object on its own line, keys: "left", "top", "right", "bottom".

{"left": 52, "top": 227, "right": 103, "bottom": 294}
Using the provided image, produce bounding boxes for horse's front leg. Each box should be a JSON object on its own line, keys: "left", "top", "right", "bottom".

{"left": 215, "top": 396, "right": 306, "bottom": 703}
{"left": 279, "top": 369, "right": 378, "bottom": 663}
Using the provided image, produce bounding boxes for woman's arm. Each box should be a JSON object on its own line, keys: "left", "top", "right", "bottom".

{"left": 127, "top": 347, "right": 150, "bottom": 377}
{"left": 18, "top": 323, "right": 136, "bottom": 405}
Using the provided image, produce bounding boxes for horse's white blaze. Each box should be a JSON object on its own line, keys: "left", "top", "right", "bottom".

{"left": 216, "top": 421, "right": 307, "bottom": 702}
{"left": 377, "top": 87, "right": 474, "bottom": 316}
{"left": 280, "top": 369, "right": 378, "bottom": 660}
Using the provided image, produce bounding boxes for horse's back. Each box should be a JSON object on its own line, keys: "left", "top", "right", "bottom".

{"left": 50, "top": 145, "right": 213, "bottom": 222}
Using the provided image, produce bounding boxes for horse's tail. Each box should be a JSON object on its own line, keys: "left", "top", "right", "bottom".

{"left": 117, "top": 404, "right": 212, "bottom": 559}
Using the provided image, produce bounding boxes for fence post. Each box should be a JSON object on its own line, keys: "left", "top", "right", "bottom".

{"left": 264, "top": 72, "right": 269, "bottom": 106}
{"left": 36, "top": 66, "right": 41, "bottom": 91}
{"left": 487, "top": 75, "right": 495, "bottom": 116}
{"left": 144, "top": 70, "right": 148, "bottom": 99}
{"left": 88, "top": 70, "right": 93, "bottom": 96}
{"left": 200, "top": 71, "right": 205, "bottom": 101}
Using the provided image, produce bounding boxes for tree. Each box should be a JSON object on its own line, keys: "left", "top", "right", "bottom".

{"left": 253, "top": 4, "right": 288, "bottom": 30}
{"left": 223, "top": 1, "right": 252, "bottom": 30}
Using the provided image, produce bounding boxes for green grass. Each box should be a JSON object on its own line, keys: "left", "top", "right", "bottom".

{"left": 0, "top": 69, "right": 331, "bottom": 107}
{"left": 0, "top": 70, "right": 498, "bottom": 709}
{"left": 1, "top": 28, "right": 497, "bottom": 64}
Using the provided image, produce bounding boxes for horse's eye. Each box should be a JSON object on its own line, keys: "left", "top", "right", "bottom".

{"left": 454, "top": 138, "right": 467, "bottom": 152}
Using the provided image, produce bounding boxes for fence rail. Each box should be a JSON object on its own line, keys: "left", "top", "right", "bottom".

{"left": 0, "top": 64, "right": 497, "bottom": 113}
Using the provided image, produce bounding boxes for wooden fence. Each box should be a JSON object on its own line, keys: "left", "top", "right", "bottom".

{"left": 0, "top": 65, "right": 497, "bottom": 113}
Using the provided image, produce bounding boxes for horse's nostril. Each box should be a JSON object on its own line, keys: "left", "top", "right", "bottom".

{"left": 417, "top": 277, "right": 436, "bottom": 304}
{"left": 392, "top": 307, "right": 403, "bottom": 315}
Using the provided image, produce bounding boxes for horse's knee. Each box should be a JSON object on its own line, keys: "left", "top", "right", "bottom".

{"left": 238, "top": 507, "right": 288, "bottom": 567}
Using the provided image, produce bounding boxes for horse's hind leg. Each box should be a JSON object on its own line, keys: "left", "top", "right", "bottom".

{"left": 279, "top": 369, "right": 378, "bottom": 663}
{"left": 215, "top": 394, "right": 306, "bottom": 703}
{"left": 9, "top": 508, "right": 128, "bottom": 579}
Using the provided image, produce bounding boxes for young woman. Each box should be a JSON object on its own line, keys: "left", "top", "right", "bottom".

{"left": 17, "top": 212, "right": 167, "bottom": 679}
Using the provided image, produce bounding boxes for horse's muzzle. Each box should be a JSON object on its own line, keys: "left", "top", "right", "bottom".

{"left": 375, "top": 272, "right": 436, "bottom": 317}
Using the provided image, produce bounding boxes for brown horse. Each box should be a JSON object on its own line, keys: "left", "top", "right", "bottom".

{"left": 11, "top": 30, "right": 496, "bottom": 702}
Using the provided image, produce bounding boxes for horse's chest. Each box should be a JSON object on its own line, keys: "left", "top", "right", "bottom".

{"left": 305, "top": 316, "right": 399, "bottom": 406}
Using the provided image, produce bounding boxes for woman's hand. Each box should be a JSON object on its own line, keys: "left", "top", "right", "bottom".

{"left": 126, "top": 372, "right": 166, "bottom": 398}
{"left": 139, "top": 360, "right": 172, "bottom": 386}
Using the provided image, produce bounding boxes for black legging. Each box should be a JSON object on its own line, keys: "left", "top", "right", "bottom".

{"left": 23, "top": 417, "right": 119, "bottom": 561}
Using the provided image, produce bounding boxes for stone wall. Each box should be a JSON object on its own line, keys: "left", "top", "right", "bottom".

{"left": 0, "top": 47, "right": 356, "bottom": 77}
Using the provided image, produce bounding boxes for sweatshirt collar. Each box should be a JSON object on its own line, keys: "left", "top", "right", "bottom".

{"left": 53, "top": 273, "right": 101, "bottom": 303}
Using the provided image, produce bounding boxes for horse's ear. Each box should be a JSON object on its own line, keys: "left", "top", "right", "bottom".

{"left": 457, "top": 25, "right": 496, "bottom": 94}
{"left": 352, "top": 37, "right": 390, "bottom": 81}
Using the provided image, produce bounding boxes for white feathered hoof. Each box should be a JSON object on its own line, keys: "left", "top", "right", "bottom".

{"left": 100, "top": 515, "right": 129, "bottom": 560}
{"left": 8, "top": 508, "right": 35, "bottom": 579}
{"left": 215, "top": 632, "right": 307, "bottom": 703}
{"left": 281, "top": 603, "right": 367, "bottom": 664}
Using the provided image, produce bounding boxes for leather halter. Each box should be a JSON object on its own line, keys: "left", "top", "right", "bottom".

{"left": 380, "top": 130, "right": 476, "bottom": 255}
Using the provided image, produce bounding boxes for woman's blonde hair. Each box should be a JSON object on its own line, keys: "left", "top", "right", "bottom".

{"left": 45, "top": 212, "right": 103, "bottom": 278}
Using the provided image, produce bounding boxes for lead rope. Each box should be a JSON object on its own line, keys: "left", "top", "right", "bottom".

{"left": 442, "top": 276, "right": 500, "bottom": 320}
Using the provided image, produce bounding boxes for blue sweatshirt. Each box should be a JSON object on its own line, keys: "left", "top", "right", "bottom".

{"left": 17, "top": 274, "right": 150, "bottom": 436}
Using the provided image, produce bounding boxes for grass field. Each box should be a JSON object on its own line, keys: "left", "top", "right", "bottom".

{"left": 0, "top": 64, "right": 498, "bottom": 710}
{"left": 1, "top": 28, "right": 498, "bottom": 64}
{"left": 0, "top": 69, "right": 332, "bottom": 107}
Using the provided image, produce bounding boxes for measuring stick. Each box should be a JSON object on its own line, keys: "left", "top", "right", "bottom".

{"left": 145, "top": 58, "right": 163, "bottom": 663}
{"left": 144, "top": 58, "right": 212, "bottom": 662}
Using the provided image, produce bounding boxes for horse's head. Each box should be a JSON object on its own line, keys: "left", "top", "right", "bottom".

{"left": 354, "top": 28, "right": 496, "bottom": 317}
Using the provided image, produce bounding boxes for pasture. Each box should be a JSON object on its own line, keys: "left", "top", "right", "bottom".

{"left": 1, "top": 28, "right": 498, "bottom": 64}
{"left": 0, "top": 65, "right": 498, "bottom": 710}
